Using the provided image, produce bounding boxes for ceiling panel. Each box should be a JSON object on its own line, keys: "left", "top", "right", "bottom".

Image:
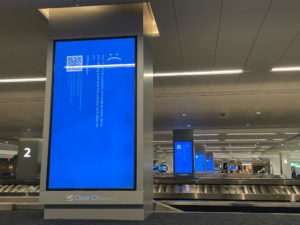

{"left": 158, "top": 76, "right": 191, "bottom": 94}
{"left": 284, "top": 74, "right": 300, "bottom": 90}
{"left": 181, "top": 41, "right": 215, "bottom": 71}
{"left": 0, "top": 52, "right": 39, "bottom": 76}
{"left": 0, "top": 101, "right": 44, "bottom": 133}
{"left": 152, "top": 40, "right": 183, "bottom": 72}
{"left": 235, "top": 72, "right": 267, "bottom": 91}
{"left": 219, "top": 0, "right": 271, "bottom": 41}
{"left": 245, "top": 37, "right": 292, "bottom": 70}
{"left": 150, "top": 0, "right": 178, "bottom": 42}
{"left": 258, "top": 0, "right": 300, "bottom": 39}
{"left": 276, "top": 38, "right": 300, "bottom": 67}
{"left": 0, "top": 83, "right": 45, "bottom": 100}
{"left": 209, "top": 75, "right": 240, "bottom": 92}
{"left": 258, "top": 71, "right": 297, "bottom": 90}
{"left": 215, "top": 39, "right": 253, "bottom": 68}
{"left": 174, "top": 0, "right": 221, "bottom": 43}
{"left": 154, "top": 92, "right": 300, "bottom": 130}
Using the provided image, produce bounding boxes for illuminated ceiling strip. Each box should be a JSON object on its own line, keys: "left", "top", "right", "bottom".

{"left": 152, "top": 141, "right": 172, "bottom": 143}
{"left": 206, "top": 150, "right": 222, "bottom": 152}
{"left": 193, "top": 134, "right": 219, "bottom": 136}
{"left": 194, "top": 139, "right": 219, "bottom": 142}
{"left": 64, "top": 64, "right": 135, "bottom": 69}
{"left": 271, "top": 67, "right": 300, "bottom": 72}
{"left": 284, "top": 132, "right": 299, "bottom": 135}
{"left": 273, "top": 138, "right": 285, "bottom": 141}
{"left": 0, "top": 78, "right": 46, "bottom": 83}
{"left": 226, "top": 146, "right": 257, "bottom": 149}
{"left": 226, "top": 133, "right": 276, "bottom": 135}
{"left": 154, "top": 69, "right": 243, "bottom": 77}
{"left": 225, "top": 139, "right": 267, "bottom": 142}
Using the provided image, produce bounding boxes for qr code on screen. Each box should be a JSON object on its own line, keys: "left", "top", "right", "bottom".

{"left": 66, "top": 55, "right": 83, "bottom": 72}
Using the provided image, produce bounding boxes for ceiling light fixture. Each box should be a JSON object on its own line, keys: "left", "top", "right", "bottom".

{"left": 193, "top": 134, "right": 219, "bottom": 136}
{"left": 273, "top": 138, "right": 285, "bottom": 141}
{"left": 194, "top": 139, "right": 219, "bottom": 142}
{"left": 206, "top": 150, "right": 222, "bottom": 152}
{"left": 226, "top": 146, "right": 257, "bottom": 149}
{"left": 226, "top": 133, "right": 276, "bottom": 136}
{"left": 225, "top": 139, "right": 267, "bottom": 142}
{"left": 154, "top": 69, "right": 243, "bottom": 77}
{"left": 0, "top": 78, "right": 46, "bottom": 83}
{"left": 271, "top": 67, "right": 300, "bottom": 72}
{"left": 256, "top": 112, "right": 261, "bottom": 115}
{"left": 152, "top": 140, "right": 172, "bottom": 143}
{"left": 284, "top": 132, "right": 299, "bottom": 135}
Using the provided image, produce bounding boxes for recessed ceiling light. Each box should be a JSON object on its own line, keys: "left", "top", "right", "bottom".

{"left": 4, "top": 141, "right": 8, "bottom": 144}
{"left": 154, "top": 69, "right": 243, "bottom": 77}
{"left": 181, "top": 113, "right": 187, "bottom": 117}
{"left": 281, "top": 143, "right": 284, "bottom": 146}
{"left": 226, "top": 133, "right": 276, "bottom": 135}
{"left": 256, "top": 112, "right": 261, "bottom": 115}
{"left": 0, "top": 78, "right": 46, "bottom": 83}
{"left": 246, "top": 123, "right": 250, "bottom": 126}
{"left": 186, "top": 124, "right": 191, "bottom": 128}
{"left": 27, "top": 128, "right": 31, "bottom": 132}
{"left": 271, "top": 67, "right": 300, "bottom": 72}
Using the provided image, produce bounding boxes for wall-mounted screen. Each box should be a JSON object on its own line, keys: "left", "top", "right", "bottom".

{"left": 47, "top": 37, "right": 136, "bottom": 190}
{"left": 174, "top": 141, "right": 193, "bottom": 174}
{"left": 195, "top": 153, "right": 205, "bottom": 172}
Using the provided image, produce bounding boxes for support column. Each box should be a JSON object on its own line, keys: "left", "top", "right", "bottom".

{"left": 39, "top": 3, "right": 158, "bottom": 220}
{"left": 16, "top": 138, "right": 42, "bottom": 181}
{"left": 280, "top": 151, "right": 291, "bottom": 178}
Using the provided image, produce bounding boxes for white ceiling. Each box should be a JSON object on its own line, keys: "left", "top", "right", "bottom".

{"left": 0, "top": 0, "right": 300, "bottom": 144}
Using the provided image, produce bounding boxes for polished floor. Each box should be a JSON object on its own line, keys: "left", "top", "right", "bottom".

{"left": 1, "top": 210, "right": 300, "bottom": 225}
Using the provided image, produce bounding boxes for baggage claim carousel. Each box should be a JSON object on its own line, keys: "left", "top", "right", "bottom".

{"left": 153, "top": 176, "right": 300, "bottom": 212}
{"left": 2, "top": 177, "right": 300, "bottom": 212}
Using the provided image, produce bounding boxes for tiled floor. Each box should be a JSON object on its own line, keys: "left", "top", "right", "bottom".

{"left": 1, "top": 210, "right": 300, "bottom": 225}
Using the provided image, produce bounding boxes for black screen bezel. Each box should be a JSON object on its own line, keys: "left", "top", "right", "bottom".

{"left": 46, "top": 36, "right": 137, "bottom": 191}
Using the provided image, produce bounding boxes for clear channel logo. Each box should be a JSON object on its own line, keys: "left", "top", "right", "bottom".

{"left": 65, "top": 194, "right": 117, "bottom": 202}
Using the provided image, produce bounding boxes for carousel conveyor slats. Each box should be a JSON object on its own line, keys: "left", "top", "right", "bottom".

{"left": 154, "top": 178, "right": 300, "bottom": 202}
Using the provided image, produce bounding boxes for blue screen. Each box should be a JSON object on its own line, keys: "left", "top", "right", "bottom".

{"left": 230, "top": 165, "right": 236, "bottom": 170}
{"left": 48, "top": 37, "right": 136, "bottom": 189}
{"left": 195, "top": 153, "right": 205, "bottom": 172}
{"left": 174, "top": 141, "right": 193, "bottom": 174}
{"left": 206, "top": 158, "right": 214, "bottom": 171}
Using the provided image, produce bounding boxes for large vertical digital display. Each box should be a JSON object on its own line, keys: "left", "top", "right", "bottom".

{"left": 174, "top": 141, "right": 193, "bottom": 174}
{"left": 206, "top": 158, "right": 214, "bottom": 171}
{"left": 195, "top": 153, "right": 205, "bottom": 172}
{"left": 47, "top": 37, "right": 136, "bottom": 190}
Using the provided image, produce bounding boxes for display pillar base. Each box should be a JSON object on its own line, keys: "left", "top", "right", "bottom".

{"left": 44, "top": 207, "right": 150, "bottom": 220}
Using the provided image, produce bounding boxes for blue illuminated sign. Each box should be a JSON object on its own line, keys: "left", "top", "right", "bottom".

{"left": 47, "top": 37, "right": 136, "bottom": 190}
{"left": 195, "top": 153, "right": 205, "bottom": 172}
{"left": 206, "top": 158, "right": 213, "bottom": 171}
{"left": 174, "top": 141, "right": 193, "bottom": 174}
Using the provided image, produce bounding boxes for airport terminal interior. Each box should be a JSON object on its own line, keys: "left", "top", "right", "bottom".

{"left": 1, "top": 0, "right": 300, "bottom": 224}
